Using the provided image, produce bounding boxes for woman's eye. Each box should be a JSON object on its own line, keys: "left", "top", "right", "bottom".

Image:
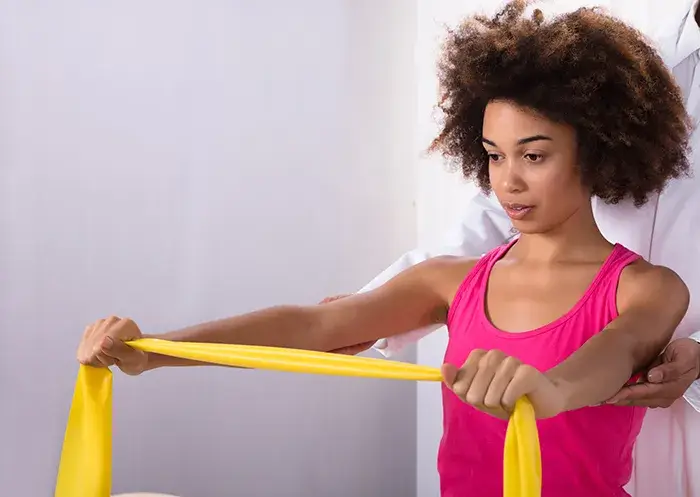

{"left": 487, "top": 153, "right": 502, "bottom": 162}
{"left": 524, "top": 153, "right": 543, "bottom": 162}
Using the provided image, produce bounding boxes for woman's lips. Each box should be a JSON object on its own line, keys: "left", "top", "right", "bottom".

{"left": 502, "top": 203, "right": 534, "bottom": 220}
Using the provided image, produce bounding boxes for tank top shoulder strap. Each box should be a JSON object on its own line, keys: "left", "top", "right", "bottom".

{"left": 589, "top": 244, "right": 643, "bottom": 318}
{"left": 483, "top": 236, "right": 518, "bottom": 272}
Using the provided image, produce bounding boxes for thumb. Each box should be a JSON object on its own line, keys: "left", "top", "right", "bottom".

{"left": 101, "top": 336, "right": 143, "bottom": 364}
{"left": 441, "top": 363, "right": 459, "bottom": 388}
{"left": 647, "top": 361, "right": 683, "bottom": 383}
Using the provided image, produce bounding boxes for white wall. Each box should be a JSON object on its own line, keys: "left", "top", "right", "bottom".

{"left": 413, "top": 2, "right": 500, "bottom": 495}
{"left": 0, "top": 1, "right": 419, "bottom": 496}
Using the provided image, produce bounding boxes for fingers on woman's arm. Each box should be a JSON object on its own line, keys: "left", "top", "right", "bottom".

{"left": 606, "top": 382, "right": 673, "bottom": 407}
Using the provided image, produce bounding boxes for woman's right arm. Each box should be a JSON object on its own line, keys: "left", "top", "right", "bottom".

{"left": 77, "top": 256, "right": 470, "bottom": 374}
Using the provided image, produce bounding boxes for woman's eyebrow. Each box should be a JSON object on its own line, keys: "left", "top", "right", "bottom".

{"left": 481, "top": 135, "right": 553, "bottom": 146}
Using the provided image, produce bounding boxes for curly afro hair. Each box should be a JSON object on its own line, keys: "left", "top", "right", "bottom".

{"left": 429, "top": 0, "right": 692, "bottom": 206}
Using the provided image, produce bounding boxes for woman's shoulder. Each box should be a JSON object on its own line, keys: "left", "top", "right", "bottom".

{"left": 617, "top": 258, "right": 689, "bottom": 314}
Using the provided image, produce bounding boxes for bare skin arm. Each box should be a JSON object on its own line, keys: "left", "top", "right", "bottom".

{"left": 545, "top": 262, "right": 690, "bottom": 412}
{"left": 78, "top": 257, "right": 474, "bottom": 374}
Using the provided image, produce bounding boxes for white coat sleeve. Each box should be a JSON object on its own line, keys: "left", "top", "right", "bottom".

{"left": 362, "top": 192, "right": 513, "bottom": 357}
{"left": 667, "top": 0, "right": 700, "bottom": 413}
{"left": 683, "top": 332, "right": 700, "bottom": 412}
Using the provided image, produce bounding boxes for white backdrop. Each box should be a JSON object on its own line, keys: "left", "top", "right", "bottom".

{"left": 0, "top": 1, "right": 420, "bottom": 496}
{"left": 413, "top": 2, "right": 498, "bottom": 494}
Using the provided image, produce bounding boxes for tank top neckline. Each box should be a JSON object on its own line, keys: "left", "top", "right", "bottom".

{"left": 478, "top": 238, "right": 625, "bottom": 339}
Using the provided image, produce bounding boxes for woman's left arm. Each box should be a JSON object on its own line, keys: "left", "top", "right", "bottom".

{"left": 546, "top": 263, "right": 690, "bottom": 412}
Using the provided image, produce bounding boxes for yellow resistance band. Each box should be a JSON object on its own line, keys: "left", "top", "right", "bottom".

{"left": 55, "top": 338, "right": 541, "bottom": 497}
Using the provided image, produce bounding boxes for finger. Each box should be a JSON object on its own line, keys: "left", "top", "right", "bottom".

{"left": 77, "top": 323, "right": 98, "bottom": 363}
{"left": 607, "top": 382, "right": 665, "bottom": 404}
{"left": 319, "top": 295, "right": 350, "bottom": 305}
{"left": 100, "top": 336, "right": 137, "bottom": 362}
{"left": 330, "top": 341, "right": 374, "bottom": 355}
{"left": 647, "top": 361, "right": 695, "bottom": 384}
{"left": 606, "top": 386, "right": 631, "bottom": 404}
{"left": 95, "top": 353, "right": 115, "bottom": 368}
{"left": 86, "top": 350, "right": 115, "bottom": 368}
{"left": 97, "top": 315, "right": 121, "bottom": 336}
{"left": 85, "top": 317, "right": 121, "bottom": 365}
{"left": 465, "top": 350, "right": 506, "bottom": 406}
{"left": 614, "top": 399, "right": 672, "bottom": 408}
{"left": 452, "top": 350, "right": 488, "bottom": 399}
{"left": 78, "top": 320, "right": 110, "bottom": 364}
{"left": 483, "top": 356, "right": 521, "bottom": 410}
{"left": 441, "top": 363, "right": 459, "bottom": 388}
{"left": 501, "top": 364, "right": 538, "bottom": 411}
{"left": 91, "top": 332, "right": 116, "bottom": 365}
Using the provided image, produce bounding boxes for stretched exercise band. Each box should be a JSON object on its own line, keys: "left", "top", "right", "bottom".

{"left": 55, "top": 338, "right": 541, "bottom": 496}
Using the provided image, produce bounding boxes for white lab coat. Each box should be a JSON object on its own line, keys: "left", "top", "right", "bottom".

{"left": 361, "top": 2, "right": 700, "bottom": 495}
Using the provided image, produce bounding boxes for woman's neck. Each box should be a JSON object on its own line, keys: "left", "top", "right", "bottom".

{"left": 511, "top": 204, "right": 612, "bottom": 263}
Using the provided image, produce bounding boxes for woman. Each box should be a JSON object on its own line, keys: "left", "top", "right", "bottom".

{"left": 77, "top": 2, "right": 692, "bottom": 495}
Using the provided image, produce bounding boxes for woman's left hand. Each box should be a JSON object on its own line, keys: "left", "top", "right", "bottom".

{"left": 442, "top": 349, "right": 567, "bottom": 419}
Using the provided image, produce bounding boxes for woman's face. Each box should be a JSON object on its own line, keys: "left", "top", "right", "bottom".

{"left": 482, "top": 100, "right": 590, "bottom": 234}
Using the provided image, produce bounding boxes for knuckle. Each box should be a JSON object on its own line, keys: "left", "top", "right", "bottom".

{"left": 478, "top": 353, "right": 492, "bottom": 369}
{"left": 483, "top": 394, "right": 501, "bottom": 409}
{"left": 452, "top": 381, "right": 469, "bottom": 398}
{"left": 503, "top": 356, "right": 521, "bottom": 368}
{"left": 481, "top": 350, "right": 505, "bottom": 368}
{"left": 465, "top": 390, "right": 483, "bottom": 406}
{"left": 467, "top": 349, "right": 486, "bottom": 361}
{"left": 118, "top": 317, "right": 139, "bottom": 335}
{"left": 515, "top": 363, "right": 536, "bottom": 379}
{"left": 500, "top": 393, "right": 517, "bottom": 411}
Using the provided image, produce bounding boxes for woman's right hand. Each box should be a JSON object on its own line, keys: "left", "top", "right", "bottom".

{"left": 76, "top": 316, "right": 148, "bottom": 375}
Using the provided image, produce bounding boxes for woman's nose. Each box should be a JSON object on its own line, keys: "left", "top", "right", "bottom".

{"left": 499, "top": 160, "right": 526, "bottom": 193}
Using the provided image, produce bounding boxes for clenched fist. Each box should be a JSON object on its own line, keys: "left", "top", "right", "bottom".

{"left": 76, "top": 316, "right": 148, "bottom": 376}
{"left": 442, "top": 349, "right": 566, "bottom": 420}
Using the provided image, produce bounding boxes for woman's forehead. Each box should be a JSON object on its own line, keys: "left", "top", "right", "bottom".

{"left": 482, "top": 101, "right": 574, "bottom": 144}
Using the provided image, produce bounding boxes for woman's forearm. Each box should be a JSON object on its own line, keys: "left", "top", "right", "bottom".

{"left": 544, "top": 267, "right": 688, "bottom": 412}
{"left": 545, "top": 329, "right": 642, "bottom": 411}
{"left": 142, "top": 305, "right": 326, "bottom": 371}
{"left": 134, "top": 259, "right": 455, "bottom": 372}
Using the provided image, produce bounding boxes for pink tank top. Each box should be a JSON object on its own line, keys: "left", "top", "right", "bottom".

{"left": 439, "top": 240, "right": 647, "bottom": 497}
